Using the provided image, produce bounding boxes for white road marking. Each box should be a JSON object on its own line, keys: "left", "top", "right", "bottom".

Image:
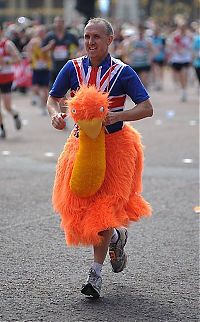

{"left": 155, "top": 119, "right": 163, "bottom": 125}
{"left": 2, "top": 150, "right": 11, "bottom": 156}
{"left": 44, "top": 152, "right": 55, "bottom": 157}
{"left": 182, "top": 158, "right": 193, "bottom": 164}
{"left": 22, "top": 119, "right": 29, "bottom": 125}
{"left": 189, "top": 120, "right": 197, "bottom": 126}
{"left": 166, "top": 110, "right": 175, "bottom": 119}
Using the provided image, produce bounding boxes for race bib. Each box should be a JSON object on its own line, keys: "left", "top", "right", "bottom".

{"left": 36, "top": 59, "right": 48, "bottom": 69}
{"left": 53, "top": 45, "right": 68, "bottom": 60}
{"left": 0, "top": 65, "right": 13, "bottom": 73}
{"left": 134, "top": 48, "right": 145, "bottom": 57}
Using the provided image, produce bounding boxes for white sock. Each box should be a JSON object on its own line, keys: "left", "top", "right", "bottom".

{"left": 40, "top": 106, "right": 47, "bottom": 115}
{"left": 181, "top": 89, "right": 187, "bottom": 101}
{"left": 33, "top": 94, "right": 41, "bottom": 106}
{"left": 181, "top": 88, "right": 187, "bottom": 96}
{"left": 91, "top": 262, "right": 103, "bottom": 277}
{"left": 110, "top": 228, "right": 119, "bottom": 243}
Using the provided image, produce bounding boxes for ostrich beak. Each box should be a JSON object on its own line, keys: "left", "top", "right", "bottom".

{"left": 77, "top": 118, "right": 103, "bottom": 139}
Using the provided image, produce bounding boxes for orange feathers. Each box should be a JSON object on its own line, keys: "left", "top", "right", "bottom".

{"left": 68, "top": 85, "right": 109, "bottom": 122}
{"left": 52, "top": 86, "right": 152, "bottom": 246}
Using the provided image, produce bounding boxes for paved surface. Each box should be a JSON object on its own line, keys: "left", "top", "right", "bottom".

{"left": 0, "top": 70, "right": 199, "bottom": 322}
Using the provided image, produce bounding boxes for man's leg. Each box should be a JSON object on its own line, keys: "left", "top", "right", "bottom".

{"left": 81, "top": 229, "right": 113, "bottom": 298}
{"left": 31, "top": 84, "right": 41, "bottom": 106}
{"left": 179, "top": 67, "right": 188, "bottom": 102}
{"left": 2, "top": 92, "right": 22, "bottom": 130}
{"left": 81, "top": 228, "right": 128, "bottom": 297}
{"left": 0, "top": 102, "right": 6, "bottom": 138}
{"left": 40, "top": 86, "right": 49, "bottom": 115}
{"left": 93, "top": 229, "right": 113, "bottom": 264}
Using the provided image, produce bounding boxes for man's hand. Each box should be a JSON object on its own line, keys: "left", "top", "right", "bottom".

{"left": 49, "top": 39, "right": 56, "bottom": 49}
{"left": 51, "top": 113, "right": 67, "bottom": 130}
{"left": 103, "top": 111, "right": 121, "bottom": 126}
{"left": 104, "top": 99, "right": 153, "bottom": 125}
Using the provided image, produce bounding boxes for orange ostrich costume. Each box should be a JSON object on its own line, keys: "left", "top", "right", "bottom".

{"left": 52, "top": 85, "right": 152, "bottom": 246}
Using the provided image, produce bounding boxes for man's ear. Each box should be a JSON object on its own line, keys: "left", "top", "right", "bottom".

{"left": 107, "top": 35, "right": 114, "bottom": 46}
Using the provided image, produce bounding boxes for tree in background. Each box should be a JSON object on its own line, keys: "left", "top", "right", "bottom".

{"left": 139, "top": 0, "right": 199, "bottom": 24}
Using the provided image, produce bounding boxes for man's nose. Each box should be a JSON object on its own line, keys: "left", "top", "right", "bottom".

{"left": 88, "top": 37, "right": 95, "bottom": 45}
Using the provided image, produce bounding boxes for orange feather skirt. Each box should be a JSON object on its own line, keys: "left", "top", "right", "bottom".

{"left": 52, "top": 124, "right": 152, "bottom": 246}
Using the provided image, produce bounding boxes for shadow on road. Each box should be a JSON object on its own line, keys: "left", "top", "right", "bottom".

{"left": 78, "top": 285, "right": 176, "bottom": 322}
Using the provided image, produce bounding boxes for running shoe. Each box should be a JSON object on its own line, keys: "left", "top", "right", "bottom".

{"left": 0, "top": 126, "right": 6, "bottom": 138}
{"left": 13, "top": 114, "right": 22, "bottom": 130}
{"left": 109, "top": 228, "right": 128, "bottom": 273}
{"left": 81, "top": 268, "right": 102, "bottom": 298}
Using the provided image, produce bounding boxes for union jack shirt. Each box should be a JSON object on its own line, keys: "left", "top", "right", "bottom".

{"left": 49, "top": 53, "right": 150, "bottom": 134}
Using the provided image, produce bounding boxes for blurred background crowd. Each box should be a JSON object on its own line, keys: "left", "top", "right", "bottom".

{"left": 0, "top": 0, "right": 199, "bottom": 137}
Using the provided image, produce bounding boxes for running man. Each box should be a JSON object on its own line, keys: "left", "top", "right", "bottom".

{"left": 0, "top": 23, "right": 22, "bottom": 138}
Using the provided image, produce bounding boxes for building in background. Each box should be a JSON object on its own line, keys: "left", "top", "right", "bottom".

{"left": 0, "top": 0, "right": 64, "bottom": 24}
{"left": 109, "top": 0, "right": 139, "bottom": 24}
{"left": 0, "top": 0, "right": 139, "bottom": 25}
{"left": 0, "top": 0, "right": 198, "bottom": 26}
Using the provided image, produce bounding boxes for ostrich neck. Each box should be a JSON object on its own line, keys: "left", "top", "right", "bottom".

{"left": 70, "top": 128, "right": 106, "bottom": 198}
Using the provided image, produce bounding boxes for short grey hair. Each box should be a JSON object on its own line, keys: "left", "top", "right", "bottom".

{"left": 85, "top": 17, "right": 114, "bottom": 36}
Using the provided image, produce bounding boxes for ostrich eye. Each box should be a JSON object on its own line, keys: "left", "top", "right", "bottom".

{"left": 71, "top": 108, "right": 76, "bottom": 114}
{"left": 100, "top": 106, "right": 104, "bottom": 112}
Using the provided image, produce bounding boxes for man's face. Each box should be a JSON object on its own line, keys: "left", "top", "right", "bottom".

{"left": 38, "top": 27, "right": 46, "bottom": 39}
{"left": 54, "top": 17, "right": 65, "bottom": 31}
{"left": 84, "top": 23, "right": 113, "bottom": 61}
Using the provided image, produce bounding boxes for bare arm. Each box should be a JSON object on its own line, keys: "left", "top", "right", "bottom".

{"left": 41, "top": 39, "right": 55, "bottom": 53}
{"left": 6, "top": 41, "right": 21, "bottom": 64}
{"left": 104, "top": 98, "right": 153, "bottom": 125}
{"left": 47, "top": 95, "right": 67, "bottom": 130}
{"left": 25, "top": 38, "right": 34, "bottom": 61}
{"left": 148, "top": 41, "right": 157, "bottom": 61}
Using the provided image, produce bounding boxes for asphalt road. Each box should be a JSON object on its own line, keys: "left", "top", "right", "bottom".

{"left": 0, "top": 70, "right": 199, "bottom": 322}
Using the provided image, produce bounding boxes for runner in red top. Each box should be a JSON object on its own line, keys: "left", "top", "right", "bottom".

{"left": 0, "top": 23, "right": 22, "bottom": 138}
